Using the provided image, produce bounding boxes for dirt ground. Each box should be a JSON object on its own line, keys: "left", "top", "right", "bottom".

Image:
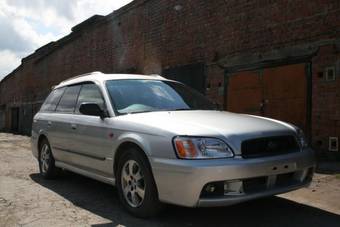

{"left": 0, "top": 133, "right": 340, "bottom": 227}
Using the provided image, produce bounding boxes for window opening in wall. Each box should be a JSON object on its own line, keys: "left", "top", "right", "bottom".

{"left": 329, "top": 137, "right": 339, "bottom": 152}
{"left": 325, "top": 66, "right": 336, "bottom": 81}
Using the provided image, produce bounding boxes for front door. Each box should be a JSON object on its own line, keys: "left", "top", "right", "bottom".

{"left": 71, "top": 83, "right": 113, "bottom": 176}
{"left": 226, "top": 64, "right": 307, "bottom": 131}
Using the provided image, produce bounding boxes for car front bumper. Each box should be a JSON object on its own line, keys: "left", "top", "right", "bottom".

{"left": 150, "top": 148, "right": 315, "bottom": 207}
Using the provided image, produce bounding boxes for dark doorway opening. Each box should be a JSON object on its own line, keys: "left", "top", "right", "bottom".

{"left": 162, "top": 63, "right": 206, "bottom": 94}
{"left": 11, "top": 107, "right": 19, "bottom": 133}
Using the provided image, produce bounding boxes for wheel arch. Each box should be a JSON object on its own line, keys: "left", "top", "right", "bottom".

{"left": 113, "top": 133, "right": 152, "bottom": 173}
{"left": 113, "top": 139, "right": 162, "bottom": 206}
{"left": 113, "top": 141, "right": 151, "bottom": 177}
{"left": 37, "top": 134, "right": 48, "bottom": 151}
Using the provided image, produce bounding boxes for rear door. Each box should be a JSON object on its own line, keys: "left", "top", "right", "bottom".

{"left": 51, "top": 85, "right": 81, "bottom": 162}
{"left": 38, "top": 87, "right": 66, "bottom": 150}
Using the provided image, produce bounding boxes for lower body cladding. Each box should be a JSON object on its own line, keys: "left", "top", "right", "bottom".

{"left": 151, "top": 148, "right": 315, "bottom": 207}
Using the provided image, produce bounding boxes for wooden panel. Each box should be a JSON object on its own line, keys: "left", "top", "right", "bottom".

{"left": 263, "top": 64, "right": 307, "bottom": 130}
{"left": 227, "top": 71, "right": 263, "bottom": 115}
{"left": 226, "top": 63, "right": 307, "bottom": 131}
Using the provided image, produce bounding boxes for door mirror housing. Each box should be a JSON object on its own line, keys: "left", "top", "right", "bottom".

{"left": 79, "top": 103, "right": 108, "bottom": 119}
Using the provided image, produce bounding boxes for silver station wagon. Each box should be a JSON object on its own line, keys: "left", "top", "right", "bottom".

{"left": 32, "top": 72, "right": 315, "bottom": 217}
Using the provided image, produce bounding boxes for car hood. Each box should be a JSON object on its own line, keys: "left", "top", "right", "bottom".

{"left": 115, "top": 110, "right": 297, "bottom": 153}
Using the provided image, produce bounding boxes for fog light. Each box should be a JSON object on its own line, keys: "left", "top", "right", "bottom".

{"left": 205, "top": 184, "right": 216, "bottom": 193}
{"left": 201, "top": 182, "right": 225, "bottom": 198}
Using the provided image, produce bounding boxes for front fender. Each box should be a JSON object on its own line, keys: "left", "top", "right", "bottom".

{"left": 114, "top": 132, "right": 152, "bottom": 157}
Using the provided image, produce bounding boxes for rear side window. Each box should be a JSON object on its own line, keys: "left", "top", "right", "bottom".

{"left": 56, "top": 85, "right": 81, "bottom": 113}
{"left": 40, "top": 88, "right": 65, "bottom": 112}
{"left": 76, "top": 84, "right": 105, "bottom": 113}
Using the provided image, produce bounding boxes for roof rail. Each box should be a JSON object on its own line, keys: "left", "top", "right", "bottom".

{"left": 60, "top": 71, "right": 102, "bottom": 84}
{"left": 149, "top": 74, "right": 164, "bottom": 79}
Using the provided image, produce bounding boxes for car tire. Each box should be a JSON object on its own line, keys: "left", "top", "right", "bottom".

{"left": 38, "top": 139, "right": 59, "bottom": 179}
{"left": 116, "top": 147, "right": 164, "bottom": 218}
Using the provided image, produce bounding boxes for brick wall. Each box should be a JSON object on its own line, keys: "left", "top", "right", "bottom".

{"left": 0, "top": 0, "right": 339, "bottom": 152}
{"left": 312, "top": 44, "right": 340, "bottom": 152}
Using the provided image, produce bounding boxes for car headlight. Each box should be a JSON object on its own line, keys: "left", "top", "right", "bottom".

{"left": 296, "top": 128, "right": 308, "bottom": 148}
{"left": 173, "top": 136, "right": 234, "bottom": 159}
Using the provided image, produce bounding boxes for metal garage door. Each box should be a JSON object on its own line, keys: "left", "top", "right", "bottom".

{"left": 226, "top": 64, "right": 307, "bottom": 131}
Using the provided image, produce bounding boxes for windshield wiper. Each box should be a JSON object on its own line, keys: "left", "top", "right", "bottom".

{"left": 173, "top": 108, "right": 191, "bottom": 111}
{"left": 124, "top": 108, "right": 192, "bottom": 115}
{"left": 127, "top": 110, "right": 154, "bottom": 114}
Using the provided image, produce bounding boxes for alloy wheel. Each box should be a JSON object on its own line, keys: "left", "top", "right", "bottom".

{"left": 40, "top": 144, "right": 51, "bottom": 173}
{"left": 121, "top": 160, "right": 145, "bottom": 207}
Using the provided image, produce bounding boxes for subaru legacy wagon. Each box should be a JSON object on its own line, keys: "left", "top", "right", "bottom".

{"left": 32, "top": 72, "right": 315, "bottom": 217}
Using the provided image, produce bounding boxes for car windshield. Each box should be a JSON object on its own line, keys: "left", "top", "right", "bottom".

{"left": 106, "top": 79, "right": 216, "bottom": 114}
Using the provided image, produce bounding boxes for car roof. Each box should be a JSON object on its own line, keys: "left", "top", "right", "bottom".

{"left": 54, "top": 72, "right": 169, "bottom": 89}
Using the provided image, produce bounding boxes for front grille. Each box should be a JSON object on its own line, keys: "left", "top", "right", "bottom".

{"left": 241, "top": 135, "right": 299, "bottom": 159}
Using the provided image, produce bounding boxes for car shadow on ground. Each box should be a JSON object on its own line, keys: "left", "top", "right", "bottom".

{"left": 30, "top": 172, "right": 340, "bottom": 227}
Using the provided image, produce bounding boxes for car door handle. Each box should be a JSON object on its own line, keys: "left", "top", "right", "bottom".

{"left": 71, "top": 124, "right": 77, "bottom": 130}
{"left": 47, "top": 121, "right": 52, "bottom": 127}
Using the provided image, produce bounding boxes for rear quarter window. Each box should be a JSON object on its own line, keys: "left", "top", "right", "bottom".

{"left": 56, "top": 85, "right": 81, "bottom": 113}
{"left": 40, "top": 88, "right": 65, "bottom": 112}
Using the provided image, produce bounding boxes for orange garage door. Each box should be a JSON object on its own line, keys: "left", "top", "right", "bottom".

{"left": 226, "top": 64, "right": 307, "bottom": 131}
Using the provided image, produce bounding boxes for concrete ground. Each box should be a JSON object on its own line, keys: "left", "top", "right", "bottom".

{"left": 0, "top": 133, "right": 340, "bottom": 227}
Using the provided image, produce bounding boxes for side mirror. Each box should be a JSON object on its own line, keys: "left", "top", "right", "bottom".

{"left": 79, "top": 103, "right": 108, "bottom": 119}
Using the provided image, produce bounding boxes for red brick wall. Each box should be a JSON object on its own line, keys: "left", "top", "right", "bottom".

{"left": 312, "top": 44, "right": 340, "bottom": 151}
{"left": 0, "top": 0, "right": 340, "bottom": 151}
